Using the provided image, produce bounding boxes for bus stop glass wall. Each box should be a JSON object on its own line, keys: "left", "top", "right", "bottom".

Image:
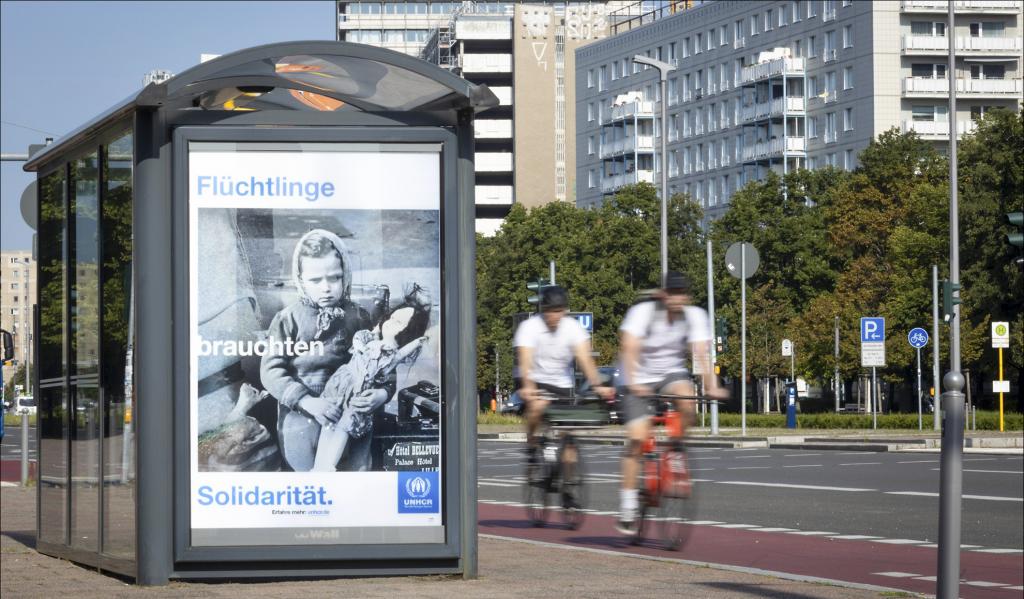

{"left": 38, "top": 168, "right": 68, "bottom": 546}
{"left": 101, "top": 132, "right": 135, "bottom": 559}
{"left": 70, "top": 152, "right": 100, "bottom": 551}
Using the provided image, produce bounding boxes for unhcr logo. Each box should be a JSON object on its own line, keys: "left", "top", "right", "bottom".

{"left": 398, "top": 471, "right": 439, "bottom": 514}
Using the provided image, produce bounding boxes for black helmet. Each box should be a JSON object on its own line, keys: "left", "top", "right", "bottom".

{"left": 539, "top": 285, "right": 569, "bottom": 311}
{"left": 662, "top": 270, "right": 691, "bottom": 294}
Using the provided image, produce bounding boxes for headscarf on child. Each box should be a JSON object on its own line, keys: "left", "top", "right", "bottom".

{"left": 291, "top": 228, "right": 354, "bottom": 340}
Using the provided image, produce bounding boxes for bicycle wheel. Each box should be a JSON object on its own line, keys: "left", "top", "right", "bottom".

{"left": 630, "top": 455, "right": 657, "bottom": 546}
{"left": 523, "top": 443, "right": 551, "bottom": 526}
{"left": 558, "top": 435, "right": 587, "bottom": 530}
{"left": 658, "top": 445, "right": 696, "bottom": 551}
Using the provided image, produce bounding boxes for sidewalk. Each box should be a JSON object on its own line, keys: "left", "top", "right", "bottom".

{"left": 478, "top": 424, "right": 1024, "bottom": 453}
{"left": 0, "top": 485, "right": 894, "bottom": 598}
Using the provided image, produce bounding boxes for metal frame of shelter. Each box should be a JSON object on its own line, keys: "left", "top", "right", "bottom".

{"left": 24, "top": 40, "right": 496, "bottom": 585}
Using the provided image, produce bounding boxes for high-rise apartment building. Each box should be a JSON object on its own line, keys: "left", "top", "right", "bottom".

{"left": 1, "top": 251, "right": 35, "bottom": 393}
{"left": 337, "top": 1, "right": 641, "bottom": 234}
{"left": 575, "top": 0, "right": 1023, "bottom": 214}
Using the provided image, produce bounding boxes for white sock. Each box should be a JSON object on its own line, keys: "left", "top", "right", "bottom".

{"left": 620, "top": 488, "right": 638, "bottom": 516}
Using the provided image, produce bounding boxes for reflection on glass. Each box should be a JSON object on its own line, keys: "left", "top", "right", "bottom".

{"left": 101, "top": 133, "right": 135, "bottom": 559}
{"left": 38, "top": 168, "right": 68, "bottom": 545}
{"left": 70, "top": 152, "right": 100, "bottom": 551}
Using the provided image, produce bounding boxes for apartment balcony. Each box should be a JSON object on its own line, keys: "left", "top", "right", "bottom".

{"left": 461, "top": 53, "right": 512, "bottom": 73}
{"left": 475, "top": 185, "right": 514, "bottom": 205}
{"left": 475, "top": 152, "right": 513, "bottom": 172}
{"left": 599, "top": 135, "right": 655, "bottom": 159}
{"left": 601, "top": 169, "right": 655, "bottom": 193}
{"left": 902, "top": 119, "right": 980, "bottom": 138}
{"left": 740, "top": 97, "right": 807, "bottom": 124}
{"left": 742, "top": 137, "right": 807, "bottom": 162}
{"left": 455, "top": 17, "right": 512, "bottom": 40}
{"left": 901, "top": 0, "right": 1022, "bottom": 13}
{"left": 474, "top": 119, "right": 513, "bottom": 139}
{"left": 903, "top": 76, "right": 1024, "bottom": 97}
{"left": 740, "top": 57, "right": 806, "bottom": 85}
{"left": 903, "top": 35, "right": 1023, "bottom": 54}
{"left": 608, "top": 101, "right": 655, "bottom": 123}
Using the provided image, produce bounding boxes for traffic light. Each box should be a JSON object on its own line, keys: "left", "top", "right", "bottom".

{"left": 715, "top": 316, "right": 728, "bottom": 354}
{"left": 1008, "top": 212, "right": 1023, "bottom": 265}
{"left": 526, "top": 278, "right": 550, "bottom": 311}
{"left": 941, "top": 279, "right": 961, "bottom": 324}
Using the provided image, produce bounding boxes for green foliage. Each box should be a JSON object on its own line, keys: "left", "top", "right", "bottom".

{"left": 476, "top": 411, "right": 524, "bottom": 426}
{"left": 713, "top": 411, "right": 1021, "bottom": 431}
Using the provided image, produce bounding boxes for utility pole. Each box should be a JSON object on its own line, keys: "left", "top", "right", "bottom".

{"left": 937, "top": 2, "right": 966, "bottom": 594}
{"left": 834, "top": 317, "right": 841, "bottom": 412}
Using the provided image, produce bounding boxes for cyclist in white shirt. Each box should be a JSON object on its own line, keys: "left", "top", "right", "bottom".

{"left": 615, "top": 271, "right": 726, "bottom": 533}
{"left": 514, "top": 286, "right": 613, "bottom": 451}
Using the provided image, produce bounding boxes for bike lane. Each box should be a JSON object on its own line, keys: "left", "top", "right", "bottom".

{"left": 478, "top": 502, "right": 1024, "bottom": 598}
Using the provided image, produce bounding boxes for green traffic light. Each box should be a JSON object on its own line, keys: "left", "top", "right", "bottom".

{"left": 941, "top": 279, "right": 962, "bottom": 324}
{"left": 1008, "top": 212, "right": 1023, "bottom": 248}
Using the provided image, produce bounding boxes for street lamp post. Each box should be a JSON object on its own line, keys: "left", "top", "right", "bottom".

{"left": 632, "top": 54, "right": 676, "bottom": 279}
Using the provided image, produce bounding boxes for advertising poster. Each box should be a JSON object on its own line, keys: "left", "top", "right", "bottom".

{"left": 188, "top": 142, "right": 443, "bottom": 545}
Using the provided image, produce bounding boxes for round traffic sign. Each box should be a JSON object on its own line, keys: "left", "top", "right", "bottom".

{"left": 725, "top": 242, "right": 759, "bottom": 280}
{"left": 994, "top": 323, "right": 1008, "bottom": 337}
{"left": 908, "top": 327, "right": 929, "bottom": 349}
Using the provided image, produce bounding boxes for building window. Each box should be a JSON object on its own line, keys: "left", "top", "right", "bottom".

{"left": 843, "top": 66, "right": 854, "bottom": 89}
{"left": 599, "top": 65, "right": 607, "bottom": 91}
{"left": 911, "top": 21, "right": 946, "bottom": 37}
{"left": 734, "top": 20, "right": 744, "bottom": 45}
{"left": 824, "top": 30, "right": 836, "bottom": 60}
{"left": 912, "top": 104, "right": 948, "bottom": 122}
{"left": 669, "top": 42, "right": 677, "bottom": 63}
{"left": 587, "top": 69, "right": 594, "bottom": 88}
{"left": 844, "top": 149, "right": 853, "bottom": 170}
{"left": 825, "top": 112, "right": 837, "bottom": 142}
{"left": 750, "top": 14, "right": 758, "bottom": 36}
{"left": 808, "top": 115, "right": 819, "bottom": 138}
{"left": 793, "top": 1, "right": 801, "bottom": 23}
{"left": 765, "top": 10, "right": 773, "bottom": 31}
{"left": 611, "top": 61, "right": 618, "bottom": 81}
{"left": 588, "top": 136, "right": 595, "bottom": 155}
{"left": 695, "top": 32, "right": 703, "bottom": 53}
{"left": 970, "top": 22, "right": 1005, "bottom": 37}
{"left": 912, "top": 63, "right": 947, "bottom": 79}
{"left": 10, "top": 282, "right": 18, "bottom": 290}
{"left": 683, "top": 37, "right": 690, "bottom": 58}
{"left": 780, "top": 4, "right": 789, "bottom": 26}
{"left": 843, "top": 0, "right": 853, "bottom": 6}
{"left": 971, "top": 64, "right": 1005, "bottom": 80}
{"left": 808, "top": 35, "right": 818, "bottom": 57}
{"left": 720, "top": 24, "right": 728, "bottom": 46}
{"left": 587, "top": 103, "right": 594, "bottom": 122}
{"left": 708, "top": 28, "right": 716, "bottom": 50}
{"left": 588, "top": 169, "right": 596, "bottom": 189}
{"left": 843, "top": 24, "right": 853, "bottom": 48}
{"left": 808, "top": 0, "right": 817, "bottom": 18}
{"left": 843, "top": 107, "right": 853, "bottom": 131}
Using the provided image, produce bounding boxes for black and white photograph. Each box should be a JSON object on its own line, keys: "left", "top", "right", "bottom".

{"left": 193, "top": 207, "right": 442, "bottom": 474}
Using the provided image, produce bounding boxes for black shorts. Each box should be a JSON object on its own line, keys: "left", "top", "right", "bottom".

{"left": 623, "top": 371, "right": 692, "bottom": 424}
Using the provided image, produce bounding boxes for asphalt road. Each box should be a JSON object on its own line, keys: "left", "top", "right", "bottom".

{"left": 0, "top": 423, "right": 36, "bottom": 461}
{"left": 477, "top": 440, "right": 1024, "bottom": 551}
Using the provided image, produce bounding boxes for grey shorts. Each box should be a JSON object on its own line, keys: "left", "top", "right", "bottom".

{"left": 622, "top": 370, "right": 692, "bottom": 424}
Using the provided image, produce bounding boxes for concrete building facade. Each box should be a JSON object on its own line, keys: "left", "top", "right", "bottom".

{"left": 338, "top": 1, "right": 642, "bottom": 234}
{"left": 1, "top": 251, "right": 35, "bottom": 394}
{"left": 575, "top": 0, "right": 1023, "bottom": 214}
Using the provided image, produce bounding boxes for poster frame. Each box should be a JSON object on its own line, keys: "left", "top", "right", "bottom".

{"left": 169, "top": 125, "right": 463, "bottom": 568}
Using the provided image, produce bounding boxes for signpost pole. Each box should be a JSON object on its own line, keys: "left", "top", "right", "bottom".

{"left": 872, "top": 367, "right": 877, "bottom": 430}
{"left": 921, "top": 346, "right": 929, "bottom": 430}
{"left": 835, "top": 317, "right": 841, "bottom": 413}
{"left": 932, "top": 265, "right": 941, "bottom": 431}
{"left": 998, "top": 347, "right": 1004, "bottom": 432}
{"left": 741, "top": 244, "right": 747, "bottom": 437}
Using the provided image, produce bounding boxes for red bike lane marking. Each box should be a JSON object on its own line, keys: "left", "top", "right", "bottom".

{"left": 478, "top": 502, "right": 1024, "bottom": 598}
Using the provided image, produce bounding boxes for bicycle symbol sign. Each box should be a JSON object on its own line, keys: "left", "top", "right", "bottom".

{"left": 907, "top": 328, "right": 929, "bottom": 349}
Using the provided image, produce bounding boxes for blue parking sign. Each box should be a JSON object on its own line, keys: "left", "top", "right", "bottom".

{"left": 860, "top": 317, "right": 885, "bottom": 342}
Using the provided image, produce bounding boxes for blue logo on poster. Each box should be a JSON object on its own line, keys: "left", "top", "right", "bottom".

{"left": 398, "top": 471, "right": 439, "bottom": 513}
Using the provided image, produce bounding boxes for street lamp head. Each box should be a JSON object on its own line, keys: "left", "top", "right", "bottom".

{"left": 632, "top": 54, "right": 675, "bottom": 78}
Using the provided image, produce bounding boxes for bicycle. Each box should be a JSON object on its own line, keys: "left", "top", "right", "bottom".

{"left": 523, "top": 392, "right": 608, "bottom": 530}
{"left": 629, "top": 394, "right": 700, "bottom": 551}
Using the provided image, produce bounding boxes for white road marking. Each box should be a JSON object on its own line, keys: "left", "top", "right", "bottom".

{"left": 897, "top": 460, "right": 936, "bottom": 464}
{"left": 836, "top": 452, "right": 880, "bottom": 455}
{"left": 716, "top": 481, "right": 875, "bottom": 492}
{"left": 874, "top": 572, "right": 920, "bottom": 578}
{"left": 830, "top": 535, "right": 881, "bottom": 540}
{"left": 784, "top": 464, "right": 823, "bottom": 468}
{"left": 962, "top": 458, "right": 998, "bottom": 462}
{"left": 972, "top": 548, "right": 1024, "bottom": 554}
{"left": 871, "top": 539, "right": 927, "bottom": 545}
{"left": 478, "top": 481, "right": 518, "bottom": 488}
{"left": 714, "top": 523, "right": 759, "bottom": 529}
{"left": 727, "top": 466, "right": 771, "bottom": 470}
{"left": 839, "top": 462, "right": 882, "bottom": 466}
{"left": 1006, "top": 585, "right": 1024, "bottom": 591}
{"left": 965, "top": 581, "right": 1010, "bottom": 587}
{"left": 787, "top": 531, "right": 837, "bottom": 536}
{"left": 784, "top": 453, "right": 821, "bottom": 457}
{"left": 735, "top": 455, "right": 772, "bottom": 459}
{"left": 913, "top": 576, "right": 937, "bottom": 582}
{"left": 929, "top": 468, "right": 1023, "bottom": 474}
{"left": 684, "top": 520, "right": 724, "bottom": 525}
{"left": 751, "top": 527, "right": 796, "bottom": 532}
{"left": 885, "top": 491, "right": 1023, "bottom": 502}
{"left": 689, "top": 457, "right": 721, "bottom": 460}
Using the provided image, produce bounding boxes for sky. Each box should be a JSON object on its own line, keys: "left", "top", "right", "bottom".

{"left": 0, "top": 0, "right": 335, "bottom": 251}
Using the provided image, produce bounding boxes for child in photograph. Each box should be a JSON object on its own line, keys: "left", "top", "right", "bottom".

{"left": 260, "top": 229, "right": 393, "bottom": 472}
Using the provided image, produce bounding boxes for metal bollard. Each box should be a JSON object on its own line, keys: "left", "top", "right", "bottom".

{"left": 21, "top": 410, "right": 29, "bottom": 486}
{"left": 710, "top": 400, "right": 719, "bottom": 436}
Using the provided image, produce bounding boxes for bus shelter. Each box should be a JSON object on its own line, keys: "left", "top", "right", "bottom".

{"left": 23, "top": 40, "right": 495, "bottom": 584}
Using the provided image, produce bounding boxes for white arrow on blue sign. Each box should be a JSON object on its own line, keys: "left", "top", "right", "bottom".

{"left": 907, "top": 328, "right": 929, "bottom": 349}
{"left": 860, "top": 317, "right": 885, "bottom": 342}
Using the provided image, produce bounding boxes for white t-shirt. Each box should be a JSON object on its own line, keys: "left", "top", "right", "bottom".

{"left": 619, "top": 301, "right": 711, "bottom": 385}
{"left": 513, "top": 314, "right": 589, "bottom": 389}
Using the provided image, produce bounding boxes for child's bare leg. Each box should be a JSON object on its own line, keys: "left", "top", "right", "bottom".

{"left": 312, "top": 424, "right": 350, "bottom": 471}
